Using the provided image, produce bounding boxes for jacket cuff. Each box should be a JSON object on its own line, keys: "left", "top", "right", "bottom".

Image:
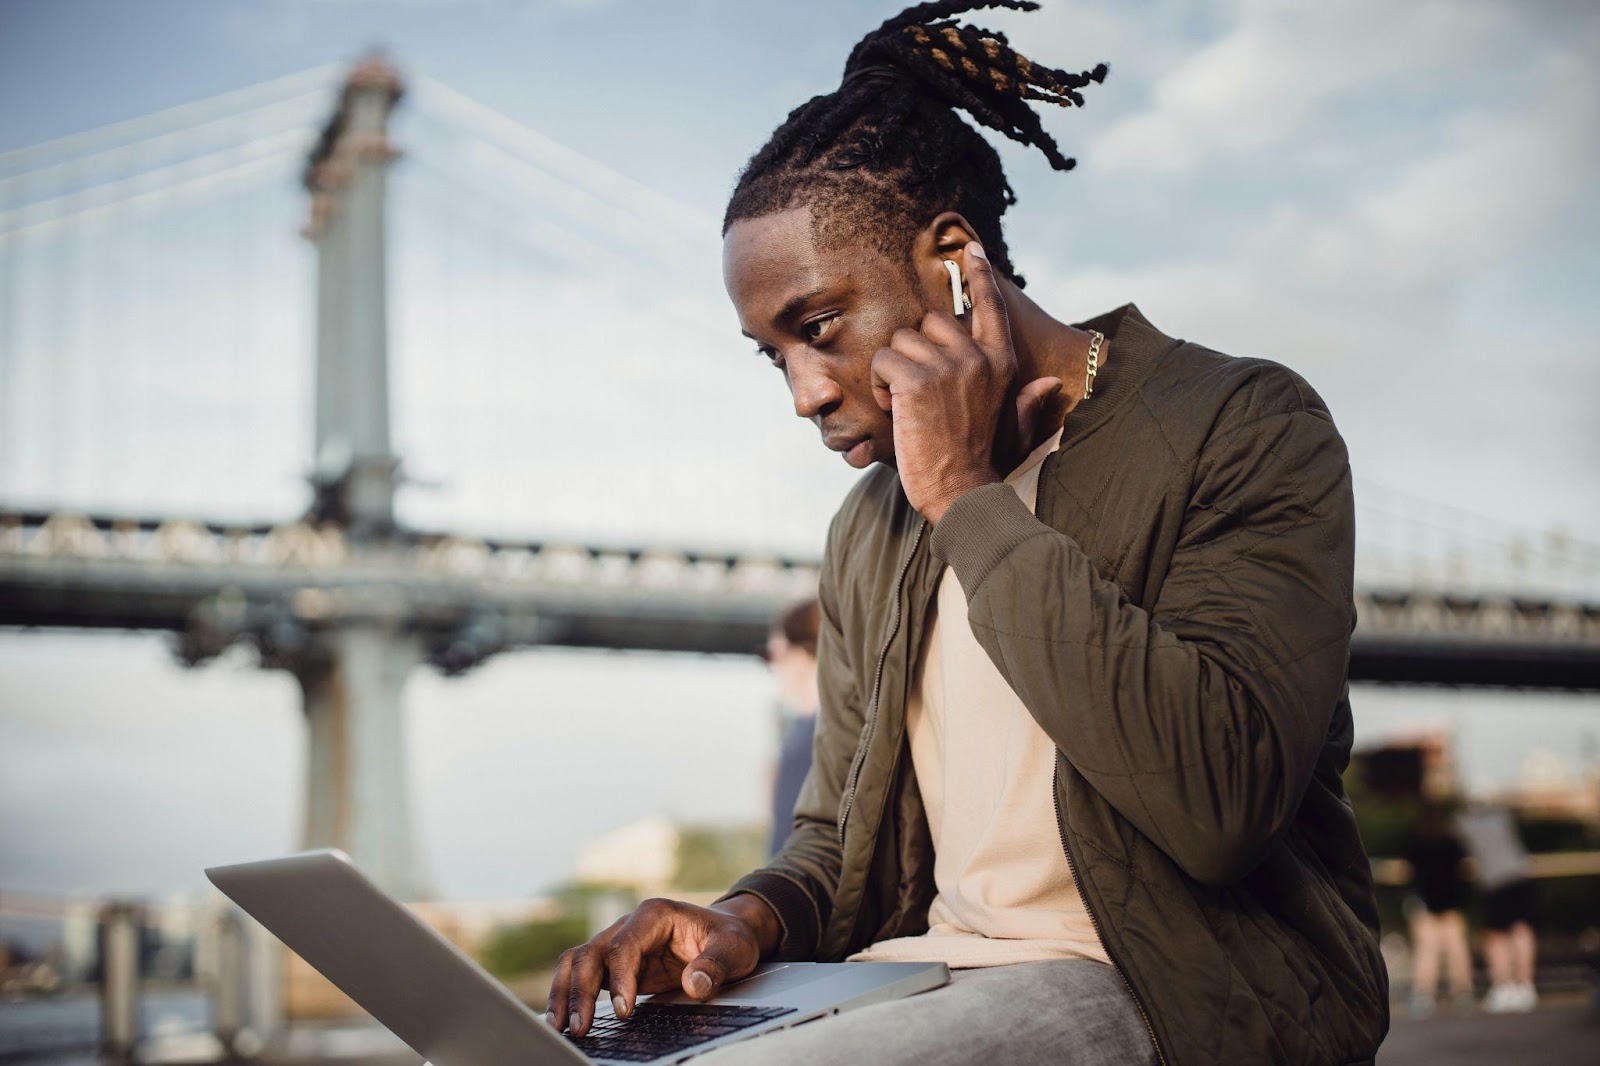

{"left": 930, "top": 482, "right": 1053, "bottom": 602}
{"left": 712, "top": 871, "right": 820, "bottom": 962}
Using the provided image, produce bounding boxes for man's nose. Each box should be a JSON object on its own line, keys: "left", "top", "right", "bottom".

{"left": 786, "top": 353, "right": 843, "bottom": 421}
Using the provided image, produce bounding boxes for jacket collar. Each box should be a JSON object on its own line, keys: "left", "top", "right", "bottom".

{"left": 1059, "top": 303, "right": 1180, "bottom": 444}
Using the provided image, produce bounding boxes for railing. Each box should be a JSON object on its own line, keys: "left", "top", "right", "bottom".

{"left": 0, "top": 894, "right": 229, "bottom": 1061}
{"left": 0, "top": 890, "right": 558, "bottom": 1062}
{"left": 4, "top": 510, "right": 1598, "bottom": 643}
{"left": 1370, "top": 850, "right": 1600, "bottom": 886}
{"left": 0, "top": 511, "right": 819, "bottom": 594}
{"left": 5, "top": 509, "right": 1600, "bottom": 687}
{"left": 0, "top": 510, "right": 823, "bottom": 669}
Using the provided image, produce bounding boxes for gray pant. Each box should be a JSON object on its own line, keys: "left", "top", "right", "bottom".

{"left": 692, "top": 959, "right": 1159, "bottom": 1066}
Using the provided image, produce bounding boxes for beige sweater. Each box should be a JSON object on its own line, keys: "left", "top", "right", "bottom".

{"left": 846, "top": 427, "right": 1111, "bottom": 969}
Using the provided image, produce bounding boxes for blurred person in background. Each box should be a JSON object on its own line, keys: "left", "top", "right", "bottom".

{"left": 1401, "top": 800, "right": 1473, "bottom": 1017}
{"left": 763, "top": 599, "right": 821, "bottom": 858}
{"left": 1456, "top": 801, "right": 1540, "bottom": 1013}
{"left": 547, "top": 4, "right": 1387, "bottom": 1062}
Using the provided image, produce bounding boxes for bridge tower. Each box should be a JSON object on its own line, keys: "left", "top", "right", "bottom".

{"left": 292, "top": 56, "right": 425, "bottom": 900}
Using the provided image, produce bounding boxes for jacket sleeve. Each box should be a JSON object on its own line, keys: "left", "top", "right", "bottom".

{"left": 930, "top": 368, "right": 1356, "bottom": 886}
{"left": 712, "top": 509, "right": 863, "bottom": 959}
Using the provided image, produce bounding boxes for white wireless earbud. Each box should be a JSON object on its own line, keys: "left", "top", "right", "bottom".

{"left": 943, "top": 259, "right": 971, "bottom": 317}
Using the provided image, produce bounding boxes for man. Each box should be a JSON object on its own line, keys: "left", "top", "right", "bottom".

{"left": 548, "top": 3, "right": 1389, "bottom": 1062}
{"left": 1456, "top": 802, "right": 1539, "bottom": 1013}
{"left": 1401, "top": 802, "right": 1473, "bottom": 1017}
{"left": 763, "top": 600, "right": 822, "bottom": 859}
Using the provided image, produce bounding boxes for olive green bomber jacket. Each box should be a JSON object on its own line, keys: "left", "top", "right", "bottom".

{"left": 714, "top": 304, "right": 1391, "bottom": 1064}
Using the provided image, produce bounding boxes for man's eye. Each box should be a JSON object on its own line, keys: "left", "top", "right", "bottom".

{"left": 802, "top": 314, "right": 839, "bottom": 342}
{"left": 756, "top": 346, "right": 784, "bottom": 368}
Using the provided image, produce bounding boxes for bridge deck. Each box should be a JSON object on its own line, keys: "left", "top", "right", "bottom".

{"left": 4, "top": 511, "right": 1599, "bottom": 687}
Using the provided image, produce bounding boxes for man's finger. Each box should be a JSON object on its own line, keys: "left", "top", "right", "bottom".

{"left": 605, "top": 935, "right": 644, "bottom": 1019}
{"left": 916, "top": 308, "right": 970, "bottom": 349}
{"left": 961, "top": 241, "right": 1013, "bottom": 362}
{"left": 887, "top": 325, "right": 944, "bottom": 365}
{"left": 546, "top": 948, "right": 576, "bottom": 1032}
{"left": 567, "top": 947, "right": 605, "bottom": 1036}
{"left": 869, "top": 346, "right": 919, "bottom": 412}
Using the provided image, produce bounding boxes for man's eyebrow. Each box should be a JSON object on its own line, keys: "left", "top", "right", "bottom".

{"left": 741, "top": 286, "right": 831, "bottom": 339}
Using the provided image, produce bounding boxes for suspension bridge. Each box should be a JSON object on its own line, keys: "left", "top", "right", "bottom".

{"left": 1, "top": 57, "right": 1597, "bottom": 901}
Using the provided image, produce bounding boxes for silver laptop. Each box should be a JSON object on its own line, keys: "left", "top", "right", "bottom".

{"left": 206, "top": 849, "right": 948, "bottom": 1064}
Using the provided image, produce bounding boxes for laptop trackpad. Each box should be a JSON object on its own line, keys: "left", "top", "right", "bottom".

{"left": 714, "top": 965, "right": 827, "bottom": 1002}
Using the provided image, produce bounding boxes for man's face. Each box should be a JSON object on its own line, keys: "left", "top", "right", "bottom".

{"left": 723, "top": 206, "right": 936, "bottom": 470}
{"left": 764, "top": 634, "right": 815, "bottom": 691}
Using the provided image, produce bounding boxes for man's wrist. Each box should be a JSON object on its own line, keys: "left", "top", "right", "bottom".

{"left": 929, "top": 481, "right": 1052, "bottom": 601}
{"left": 710, "top": 892, "right": 782, "bottom": 957}
{"left": 924, "top": 469, "right": 1000, "bottom": 525}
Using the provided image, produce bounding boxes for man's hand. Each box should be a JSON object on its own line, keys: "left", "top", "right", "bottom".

{"left": 870, "top": 241, "right": 1062, "bottom": 524}
{"left": 544, "top": 894, "right": 777, "bottom": 1038}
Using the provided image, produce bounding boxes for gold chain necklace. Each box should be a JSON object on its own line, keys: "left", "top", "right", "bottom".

{"left": 1084, "top": 329, "right": 1104, "bottom": 399}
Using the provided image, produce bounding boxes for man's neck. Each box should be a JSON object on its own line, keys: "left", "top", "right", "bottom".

{"left": 988, "top": 278, "right": 1107, "bottom": 469}
{"left": 1001, "top": 277, "right": 1103, "bottom": 414}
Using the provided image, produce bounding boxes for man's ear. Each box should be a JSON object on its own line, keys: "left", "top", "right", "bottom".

{"left": 927, "top": 211, "right": 981, "bottom": 259}
{"left": 914, "top": 211, "right": 982, "bottom": 310}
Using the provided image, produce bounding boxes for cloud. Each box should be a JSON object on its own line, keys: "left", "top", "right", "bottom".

{"left": 1316, "top": 58, "right": 1596, "bottom": 291}
{"left": 1014, "top": 0, "right": 1600, "bottom": 552}
{"left": 1062, "top": 47, "right": 1599, "bottom": 327}
{"left": 1053, "top": 19, "right": 1600, "bottom": 325}
{"left": 1090, "top": 0, "right": 1510, "bottom": 176}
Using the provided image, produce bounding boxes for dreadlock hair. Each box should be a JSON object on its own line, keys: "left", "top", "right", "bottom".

{"left": 723, "top": 1, "right": 1107, "bottom": 289}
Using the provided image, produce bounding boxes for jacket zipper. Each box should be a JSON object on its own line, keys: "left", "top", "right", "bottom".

{"left": 1053, "top": 759, "right": 1167, "bottom": 1066}
{"left": 837, "top": 517, "right": 926, "bottom": 848}
{"left": 837, "top": 501, "right": 1163, "bottom": 1065}
{"left": 1038, "top": 441, "right": 1162, "bottom": 1061}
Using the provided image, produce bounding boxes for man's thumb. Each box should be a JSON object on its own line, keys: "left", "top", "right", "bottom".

{"left": 682, "top": 956, "right": 724, "bottom": 1000}
{"left": 1016, "top": 377, "right": 1064, "bottom": 447}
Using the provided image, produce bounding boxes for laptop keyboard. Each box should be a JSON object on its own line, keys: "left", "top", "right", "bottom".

{"left": 564, "top": 1003, "right": 797, "bottom": 1062}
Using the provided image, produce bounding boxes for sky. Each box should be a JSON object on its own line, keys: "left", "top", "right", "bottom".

{"left": 1, "top": 0, "right": 1598, "bottom": 903}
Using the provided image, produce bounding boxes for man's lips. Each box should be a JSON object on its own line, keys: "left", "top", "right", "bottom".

{"left": 824, "top": 433, "right": 864, "bottom": 454}
{"left": 825, "top": 433, "right": 874, "bottom": 468}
